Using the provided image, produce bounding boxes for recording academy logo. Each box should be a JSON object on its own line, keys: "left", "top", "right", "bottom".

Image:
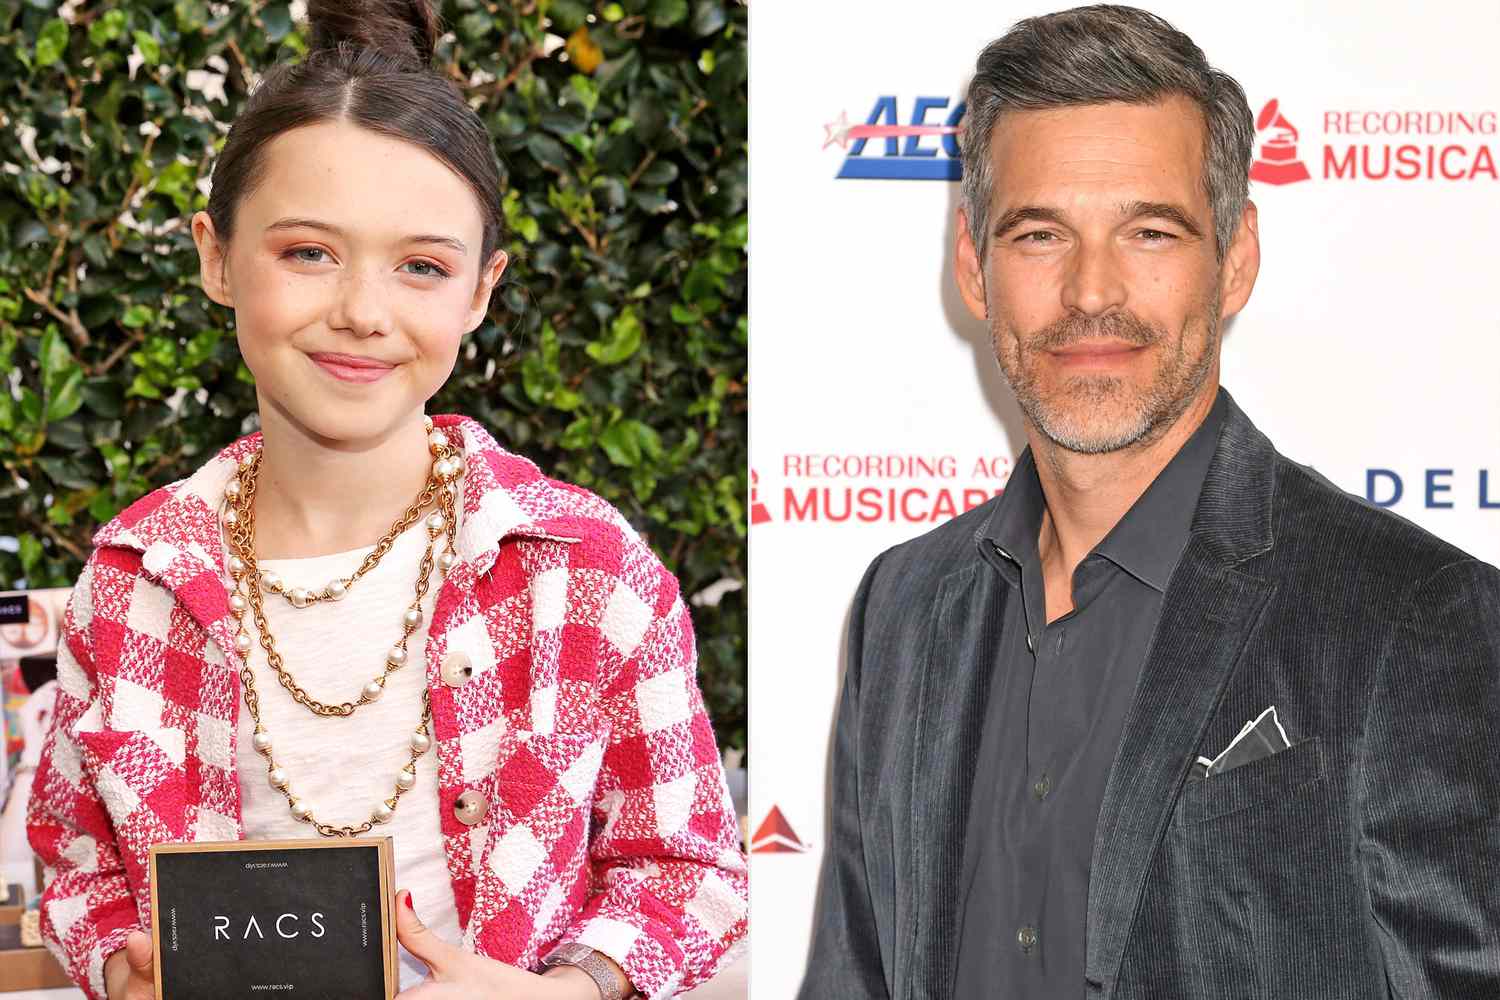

{"left": 753, "top": 453, "right": 1012, "bottom": 526}
{"left": 824, "top": 96, "right": 966, "bottom": 180}
{"left": 1248, "top": 99, "right": 1311, "bottom": 185}
{"left": 751, "top": 806, "right": 811, "bottom": 854}
{"left": 1252, "top": 98, "right": 1498, "bottom": 183}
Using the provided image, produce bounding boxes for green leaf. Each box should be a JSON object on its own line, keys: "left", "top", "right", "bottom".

{"left": 121, "top": 304, "right": 154, "bottom": 328}
{"left": 35, "top": 18, "right": 69, "bottom": 67}
{"left": 647, "top": 0, "right": 689, "bottom": 28}
{"left": 261, "top": 3, "right": 293, "bottom": 43}
{"left": 692, "top": 1, "right": 728, "bottom": 36}
{"left": 89, "top": 9, "right": 128, "bottom": 46}
{"left": 132, "top": 30, "right": 160, "bottom": 66}
{"left": 45, "top": 368, "right": 85, "bottom": 422}
{"left": 599, "top": 419, "right": 662, "bottom": 467}
{"left": 18, "top": 535, "right": 42, "bottom": 575}
{"left": 585, "top": 308, "right": 644, "bottom": 365}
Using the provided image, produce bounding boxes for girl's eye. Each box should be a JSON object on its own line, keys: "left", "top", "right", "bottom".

{"left": 402, "top": 259, "right": 452, "bottom": 279}
{"left": 285, "top": 246, "right": 329, "bottom": 264}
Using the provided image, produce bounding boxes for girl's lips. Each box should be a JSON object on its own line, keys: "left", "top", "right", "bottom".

{"left": 308, "top": 352, "right": 396, "bottom": 384}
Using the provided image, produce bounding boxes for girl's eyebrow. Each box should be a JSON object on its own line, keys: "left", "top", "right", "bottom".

{"left": 264, "top": 216, "right": 468, "bottom": 255}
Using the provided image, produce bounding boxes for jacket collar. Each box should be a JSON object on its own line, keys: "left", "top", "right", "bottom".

{"left": 91, "top": 414, "right": 580, "bottom": 582}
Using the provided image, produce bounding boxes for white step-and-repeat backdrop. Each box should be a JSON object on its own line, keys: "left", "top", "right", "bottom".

{"left": 748, "top": 1, "right": 1499, "bottom": 995}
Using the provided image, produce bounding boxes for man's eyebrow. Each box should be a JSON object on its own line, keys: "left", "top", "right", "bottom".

{"left": 264, "top": 217, "right": 469, "bottom": 255}
{"left": 992, "top": 206, "right": 1069, "bottom": 239}
{"left": 1118, "top": 200, "right": 1204, "bottom": 239}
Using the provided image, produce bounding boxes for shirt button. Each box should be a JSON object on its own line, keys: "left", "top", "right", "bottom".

{"left": 1033, "top": 773, "right": 1051, "bottom": 801}
{"left": 440, "top": 651, "right": 474, "bottom": 687}
{"left": 454, "top": 789, "right": 489, "bottom": 826}
{"left": 1018, "top": 924, "right": 1037, "bottom": 953}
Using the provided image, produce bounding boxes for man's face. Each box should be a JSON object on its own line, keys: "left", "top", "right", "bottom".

{"left": 956, "top": 97, "right": 1255, "bottom": 455}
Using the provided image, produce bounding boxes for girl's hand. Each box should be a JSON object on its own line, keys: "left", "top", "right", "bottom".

{"left": 103, "top": 930, "right": 156, "bottom": 1000}
{"left": 393, "top": 889, "right": 612, "bottom": 1000}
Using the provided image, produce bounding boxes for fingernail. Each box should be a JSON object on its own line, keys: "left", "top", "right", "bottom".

{"left": 404, "top": 891, "right": 415, "bottom": 912}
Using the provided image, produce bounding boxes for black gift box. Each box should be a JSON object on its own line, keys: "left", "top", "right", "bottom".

{"left": 149, "top": 838, "right": 397, "bottom": 1000}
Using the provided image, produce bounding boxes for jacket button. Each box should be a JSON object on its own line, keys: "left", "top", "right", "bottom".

{"left": 1018, "top": 924, "right": 1037, "bottom": 953}
{"left": 454, "top": 789, "right": 489, "bottom": 826}
{"left": 440, "top": 651, "right": 474, "bottom": 687}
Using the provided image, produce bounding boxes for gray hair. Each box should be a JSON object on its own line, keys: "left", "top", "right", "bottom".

{"left": 960, "top": 5, "right": 1254, "bottom": 261}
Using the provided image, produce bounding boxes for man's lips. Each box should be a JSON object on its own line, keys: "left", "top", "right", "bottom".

{"left": 308, "top": 352, "right": 397, "bottom": 383}
{"left": 1045, "top": 340, "right": 1149, "bottom": 366}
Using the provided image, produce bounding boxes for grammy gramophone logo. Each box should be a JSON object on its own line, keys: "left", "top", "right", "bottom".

{"left": 1249, "top": 99, "right": 1312, "bottom": 185}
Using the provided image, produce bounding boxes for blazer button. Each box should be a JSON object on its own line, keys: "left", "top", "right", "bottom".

{"left": 454, "top": 789, "right": 489, "bottom": 826}
{"left": 440, "top": 651, "right": 474, "bottom": 687}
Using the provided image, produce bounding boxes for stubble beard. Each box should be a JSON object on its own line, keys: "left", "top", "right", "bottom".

{"left": 990, "top": 295, "right": 1221, "bottom": 456}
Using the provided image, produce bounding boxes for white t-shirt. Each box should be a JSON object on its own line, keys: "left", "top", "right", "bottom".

{"left": 234, "top": 522, "right": 460, "bottom": 990}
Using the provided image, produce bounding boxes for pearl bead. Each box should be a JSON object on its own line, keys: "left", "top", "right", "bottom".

{"left": 225, "top": 478, "right": 241, "bottom": 499}
{"left": 395, "top": 766, "right": 417, "bottom": 791}
{"left": 239, "top": 454, "right": 254, "bottom": 470}
{"left": 451, "top": 456, "right": 465, "bottom": 475}
{"left": 423, "top": 415, "right": 434, "bottom": 432}
{"left": 252, "top": 730, "right": 272, "bottom": 754}
{"left": 289, "top": 798, "right": 312, "bottom": 821}
{"left": 402, "top": 607, "right": 423, "bottom": 629}
{"left": 234, "top": 631, "right": 252, "bottom": 653}
{"left": 361, "top": 680, "right": 384, "bottom": 701}
{"left": 260, "top": 570, "right": 283, "bottom": 593}
{"left": 428, "top": 430, "right": 448, "bottom": 454}
{"left": 438, "top": 552, "right": 456, "bottom": 572}
{"left": 426, "top": 512, "right": 446, "bottom": 533}
{"left": 411, "top": 731, "right": 431, "bottom": 754}
{"left": 289, "top": 588, "right": 311, "bottom": 608}
{"left": 387, "top": 646, "right": 408, "bottom": 667}
{"left": 373, "top": 801, "right": 394, "bottom": 824}
{"left": 222, "top": 507, "right": 239, "bottom": 526}
{"left": 228, "top": 555, "right": 246, "bottom": 577}
{"left": 229, "top": 592, "right": 247, "bottom": 613}
{"left": 268, "top": 767, "right": 288, "bottom": 789}
{"left": 325, "top": 578, "right": 347, "bottom": 601}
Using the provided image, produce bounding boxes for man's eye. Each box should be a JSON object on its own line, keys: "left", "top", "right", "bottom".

{"left": 1137, "top": 229, "right": 1177, "bottom": 242}
{"left": 1016, "top": 231, "right": 1056, "bottom": 243}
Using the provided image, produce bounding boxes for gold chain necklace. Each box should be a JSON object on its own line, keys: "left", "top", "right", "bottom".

{"left": 221, "top": 417, "right": 462, "bottom": 837}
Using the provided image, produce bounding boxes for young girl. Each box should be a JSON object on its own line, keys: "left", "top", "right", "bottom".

{"left": 25, "top": 2, "right": 748, "bottom": 998}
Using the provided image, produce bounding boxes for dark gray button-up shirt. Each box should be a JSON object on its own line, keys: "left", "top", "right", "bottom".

{"left": 953, "top": 391, "right": 1227, "bottom": 997}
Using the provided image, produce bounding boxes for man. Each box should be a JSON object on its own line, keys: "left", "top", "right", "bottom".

{"left": 798, "top": 6, "right": 1500, "bottom": 999}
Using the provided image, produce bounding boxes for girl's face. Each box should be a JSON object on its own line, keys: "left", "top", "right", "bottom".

{"left": 191, "top": 120, "right": 506, "bottom": 450}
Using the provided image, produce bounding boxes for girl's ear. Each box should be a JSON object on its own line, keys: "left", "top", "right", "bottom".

{"left": 191, "top": 211, "right": 234, "bottom": 307}
{"left": 464, "top": 249, "right": 509, "bottom": 333}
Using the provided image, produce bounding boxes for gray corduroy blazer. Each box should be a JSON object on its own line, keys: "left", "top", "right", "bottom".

{"left": 798, "top": 392, "right": 1500, "bottom": 1000}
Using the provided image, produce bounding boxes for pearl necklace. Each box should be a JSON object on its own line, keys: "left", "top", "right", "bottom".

{"left": 221, "top": 417, "right": 461, "bottom": 837}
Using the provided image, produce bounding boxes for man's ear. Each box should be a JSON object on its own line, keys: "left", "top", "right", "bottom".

{"left": 464, "top": 249, "right": 509, "bottom": 333}
{"left": 954, "top": 208, "right": 989, "bottom": 322}
{"left": 191, "top": 211, "right": 234, "bottom": 308}
{"left": 1218, "top": 200, "right": 1260, "bottom": 322}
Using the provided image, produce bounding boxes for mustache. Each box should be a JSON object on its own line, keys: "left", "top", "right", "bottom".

{"left": 1025, "top": 311, "right": 1163, "bottom": 351}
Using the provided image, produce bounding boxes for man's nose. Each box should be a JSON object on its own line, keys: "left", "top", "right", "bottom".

{"left": 1058, "top": 240, "right": 1128, "bottom": 317}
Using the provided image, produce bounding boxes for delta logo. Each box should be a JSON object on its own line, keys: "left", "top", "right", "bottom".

{"left": 824, "top": 96, "right": 966, "bottom": 180}
{"left": 751, "top": 805, "right": 811, "bottom": 854}
{"left": 1253, "top": 98, "right": 1499, "bottom": 184}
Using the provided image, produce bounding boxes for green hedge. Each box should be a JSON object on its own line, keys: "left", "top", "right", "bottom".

{"left": 0, "top": 0, "right": 747, "bottom": 751}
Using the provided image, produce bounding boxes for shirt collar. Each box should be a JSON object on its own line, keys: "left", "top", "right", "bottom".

{"left": 978, "top": 388, "right": 1228, "bottom": 593}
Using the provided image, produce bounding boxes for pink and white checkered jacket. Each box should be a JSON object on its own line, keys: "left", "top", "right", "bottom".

{"left": 26, "top": 414, "right": 748, "bottom": 1000}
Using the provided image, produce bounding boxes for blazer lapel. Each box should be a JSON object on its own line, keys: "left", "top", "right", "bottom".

{"left": 1083, "top": 392, "right": 1279, "bottom": 996}
{"left": 901, "top": 558, "right": 1009, "bottom": 1000}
